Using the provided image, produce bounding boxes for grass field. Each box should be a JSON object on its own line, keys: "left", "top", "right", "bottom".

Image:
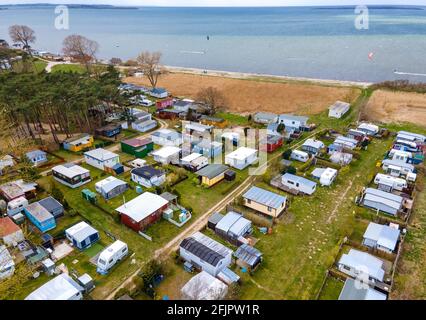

{"left": 391, "top": 180, "right": 426, "bottom": 299}
{"left": 51, "top": 64, "right": 87, "bottom": 74}
{"left": 125, "top": 73, "right": 360, "bottom": 116}
{"left": 318, "top": 277, "right": 344, "bottom": 300}
{"left": 365, "top": 89, "right": 426, "bottom": 127}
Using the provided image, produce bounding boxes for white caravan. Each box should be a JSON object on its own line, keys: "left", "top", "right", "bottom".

{"left": 374, "top": 173, "right": 407, "bottom": 192}
{"left": 97, "top": 240, "right": 128, "bottom": 275}
{"left": 7, "top": 196, "right": 29, "bottom": 216}
{"left": 290, "top": 150, "right": 309, "bottom": 163}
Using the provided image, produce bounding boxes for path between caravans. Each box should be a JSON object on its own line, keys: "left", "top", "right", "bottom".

{"left": 39, "top": 118, "right": 168, "bottom": 176}
{"left": 249, "top": 278, "right": 285, "bottom": 299}
{"left": 105, "top": 129, "right": 322, "bottom": 300}
{"left": 326, "top": 174, "right": 359, "bottom": 224}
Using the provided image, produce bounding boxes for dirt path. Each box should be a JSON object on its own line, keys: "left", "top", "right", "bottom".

{"left": 249, "top": 278, "right": 285, "bottom": 299}
{"left": 326, "top": 175, "right": 358, "bottom": 224}
{"left": 105, "top": 130, "right": 320, "bottom": 300}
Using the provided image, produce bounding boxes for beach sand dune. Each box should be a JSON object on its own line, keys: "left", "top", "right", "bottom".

{"left": 125, "top": 72, "right": 360, "bottom": 116}
{"left": 365, "top": 90, "right": 426, "bottom": 127}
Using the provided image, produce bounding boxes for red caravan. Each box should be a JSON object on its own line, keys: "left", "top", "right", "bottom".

{"left": 116, "top": 192, "right": 169, "bottom": 232}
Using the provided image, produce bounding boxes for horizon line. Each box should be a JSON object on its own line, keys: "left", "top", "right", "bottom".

{"left": 2, "top": 3, "right": 425, "bottom": 8}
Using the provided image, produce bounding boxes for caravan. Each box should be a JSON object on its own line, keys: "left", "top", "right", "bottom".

{"left": 290, "top": 150, "right": 309, "bottom": 163}
{"left": 97, "top": 240, "right": 128, "bottom": 274}
{"left": 382, "top": 159, "right": 415, "bottom": 177}
{"left": 388, "top": 149, "right": 412, "bottom": 163}
{"left": 319, "top": 168, "right": 338, "bottom": 186}
{"left": 374, "top": 173, "right": 407, "bottom": 192}
{"left": 6, "top": 196, "right": 28, "bottom": 216}
{"left": 393, "top": 139, "right": 419, "bottom": 153}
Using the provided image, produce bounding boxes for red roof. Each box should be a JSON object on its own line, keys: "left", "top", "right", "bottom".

{"left": 122, "top": 138, "right": 152, "bottom": 148}
{"left": 0, "top": 217, "right": 21, "bottom": 237}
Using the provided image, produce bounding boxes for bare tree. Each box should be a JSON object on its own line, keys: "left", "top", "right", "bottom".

{"left": 110, "top": 57, "right": 122, "bottom": 65}
{"left": 8, "top": 25, "right": 36, "bottom": 53}
{"left": 136, "top": 51, "right": 163, "bottom": 88}
{"left": 196, "top": 87, "right": 227, "bottom": 115}
{"left": 62, "top": 34, "right": 99, "bottom": 71}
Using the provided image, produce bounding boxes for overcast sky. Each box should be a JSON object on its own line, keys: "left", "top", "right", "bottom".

{"left": 1, "top": 0, "right": 425, "bottom": 6}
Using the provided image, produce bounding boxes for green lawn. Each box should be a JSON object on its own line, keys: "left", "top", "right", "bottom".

{"left": 215, "top": 112, "right": 250, "bottom": 126}
{"left": 391, "top": 174, "right": 426, "bottom": 299}
{"left": 172, "top": 168, "right": 249, "bottom": 215}
{"left": 318, "top": 277, "right": 345, "bottom": 300}
{"left": 51, "top": 64, "right": 87, "bottom": 74}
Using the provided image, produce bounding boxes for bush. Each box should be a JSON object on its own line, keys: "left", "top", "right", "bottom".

{"left": 282, "top": 149, "right": 293, "bottom": 160}
{"left": 286, "top": 166, "right": 297, "bottom": 175}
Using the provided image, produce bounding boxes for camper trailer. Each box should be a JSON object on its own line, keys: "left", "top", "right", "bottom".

{"left": 6, "top": 196, "right": 29, "bottom": 216}
{"left": 382, "top": 159, "right": 415, "bottom": 178}
{"left": 393, "top": 140, "right": 419, "bottom": 153}
{"left": 319, "top": 168, "right": 338, "bottom": 186}
{"left": 374, "top": 173, "right": 408, "bottom": 192}
{"left": 290, "top": 150, "right": 309, "bottom": 163}
{"left": 96, "top": 240, "right": 128, "bottom": 275}
{"left": 388, "top": 149, "right": 412, "bottom": 163}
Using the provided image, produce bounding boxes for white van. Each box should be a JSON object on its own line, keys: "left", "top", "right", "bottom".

{"left": 290, "top": 150, "right": 309, "bottom": 163}
{"left": 7, "top": 196, "right": 29, "bottom": 216}
{"left": 97, "top": 240, "right": 128, "bottom": 275}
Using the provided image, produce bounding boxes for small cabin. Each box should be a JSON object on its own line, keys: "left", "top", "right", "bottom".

{"left": 95, "top": 123, "right": 122, "bottom": 138}
{"left": 65, "top": 221, "right": 100, "bottom": 250}
{"left": 121, "top": 138, "right": 153, "bottom": 158}
{"left": 26, "top": 150, "right": 48, "bottom": 167}
{"left": 63, "top": 134, "right": 94, "bottom": 152}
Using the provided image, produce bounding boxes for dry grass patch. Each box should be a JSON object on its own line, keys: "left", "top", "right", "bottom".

{"left": 365, "top": 90, "right": 426, "bottom": 127}
{"left": 125, "top": 73, "right": 360, "bottom": 116}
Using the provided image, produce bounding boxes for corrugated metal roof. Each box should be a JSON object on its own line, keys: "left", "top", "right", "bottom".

{"left": 215, "top": 211, "right": 250, "bottom": 236}
{"left": 339, "top": 249, "right": 385, "bottom": 281}
{"left": 131, "top": 166, "right": 164, "bottom": 179}
{"left": 339, "top": 279, "right": 387, "bottom": 300}
{"left": 25, "top": 202, "right": 54, "bottom": 223}
{"left": 365, "top": 188, "right": 403, "bottom": 203}
{"left": 65, "top": 221, "right": 98, "bottom": 243}
{"left": 25, "top": 273, "right": 83, "bottom": 300}
{"left": 115, "top": 192, "right": 168, "bottom": 222}
{"left": 208, "top": 212, "right": 224, "bottom": 226}
{"left": 180, "top": 237, "right": 224, "bottom": 267}
{"left": 234, "top": 244, "right": 262, "bottom": 267}
{"left": 329, "top": 101, "right": 350, "bottom": 113}
{"left": 282, "top": 173, "right": 317, "bottom": 188}
{"left": 196, "top": 164, "right": 228, "bottom": 179}
{"left": 38, "top": 197, "right": 63, "bottom": 214}
{"left": 84, "top": 148, "right": 118, "bottom": 161}
{"left": 363, "top": 222, "right": 400, "bottom": 251}
{"left": 243, "top": 186, "right": 286, "bottom": 209}
{"left": 95, "top": 176, "right": 127, "bottom": 193}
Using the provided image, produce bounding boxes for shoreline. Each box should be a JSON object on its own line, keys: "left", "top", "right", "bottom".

{"left": 164, "top": 65, "right": 373, "bottom": 88}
